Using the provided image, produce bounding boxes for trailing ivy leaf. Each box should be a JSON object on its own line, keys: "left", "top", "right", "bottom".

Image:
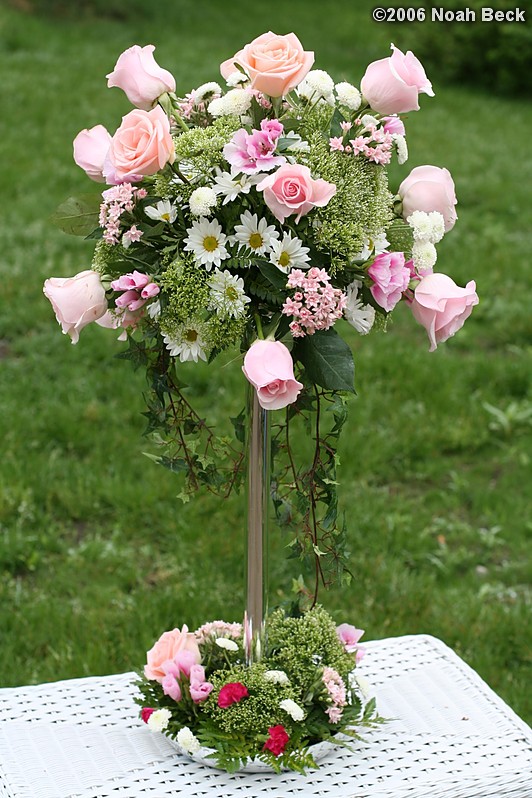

{"left": 329, "top": 107, "right": 347, "bottom": 138}
{"left": 295, "top": 328, "right": 355, "bottom": 393}
{"left": 258, "top": 261, "right": 289, "bottom": 290}
{"left": 50, "top": 194, "right": 101, "bottom": 236}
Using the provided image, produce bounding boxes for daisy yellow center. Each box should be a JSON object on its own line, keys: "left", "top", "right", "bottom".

{"left": 185, "top": 329, "right": 198, "bottom": 343}
{"left": 279, "top": 251, "right": 290, "bottom": 268}
{"left": 203, "top": 235, "right": 219, "bottom": 252}
{"left": 225, "top": 286, "right": 239, "bottom": 302}
{"left": 249, "top": 233, "right": 263, "bottom": 249}
{"left": 161, "top": 213, "right": 171, "bottom": 222}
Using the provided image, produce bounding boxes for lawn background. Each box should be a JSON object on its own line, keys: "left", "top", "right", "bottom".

{"left": 0, "top": 0, "right": 531, "bottom": 724}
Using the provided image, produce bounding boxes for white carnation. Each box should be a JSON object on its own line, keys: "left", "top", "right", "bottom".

{"left": 263, "top": 670, "right": 289, "bottom": 684}
{"left": 299, "top": 70, "right": 335, "bottom": 105}
{"left": 335, "top": 81, "right": 361, "bottom": 110}
{"left": 215, "top": 637, "right": 239, "bottom": 651}
{"left": 280, "top": 698, "right": 305, "bottom": 722}
{"left": 394, "top": 134, "right": 408, "bottom": 164}
{"left": 412, "top": 240, "right": 438, "bottom": 270}
{"left": 176, "top": 726, "right": 201, "bottom": 754}
{"left": 147, "top": 708, "right": 172, "bottom": 733}
{"left": 189, "top": 186, "right": 217, "bottom": 217}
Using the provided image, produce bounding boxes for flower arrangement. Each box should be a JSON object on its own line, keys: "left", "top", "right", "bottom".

{"left": 136, "top": 606, "right": 377, "bottom": 772}
{"left": 44, "top": 32, "right": 478, "bottom": 598}
{"left": 43, "top": 32, "right": 479, "bottom": 771}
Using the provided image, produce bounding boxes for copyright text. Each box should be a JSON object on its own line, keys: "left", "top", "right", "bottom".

{"left": 372, "top": 7, "right": 526, "bottom": 23}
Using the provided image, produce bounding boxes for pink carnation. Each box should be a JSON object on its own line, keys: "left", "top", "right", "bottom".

{"left": 368, "top": 252, "right": 410, "bottom": 312}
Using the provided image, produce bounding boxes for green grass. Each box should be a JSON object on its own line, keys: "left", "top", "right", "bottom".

{"left": 1, "top": 1, "right": 531, "bottom": 725}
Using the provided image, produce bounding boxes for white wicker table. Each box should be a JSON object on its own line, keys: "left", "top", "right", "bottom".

{"left": 0, "top": 634, "right": 530, "bottom": 798}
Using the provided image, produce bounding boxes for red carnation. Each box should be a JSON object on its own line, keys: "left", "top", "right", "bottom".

{"left": 263, "top": 724, "right": 290, "bottom": 756}
{"left": 140, "top": 707, "right": 155, "bottom": 723}
{"left": 217, "top": 681, "right": 249, "bottom": 708}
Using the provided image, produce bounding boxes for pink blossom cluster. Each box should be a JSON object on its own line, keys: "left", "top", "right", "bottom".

{"left": 194, "top": 620, "right": 243, "bottom": 644}
{"left": 322, "top": 666, "right": 347, "bottom": 724}
{"left": 329, "top": 116, "right": 402, "bottom": 165}
{"left": 282, "top": 267, "right": 347, "bottom": 337}
{"left": 223, "top": 119, "right": 285, "bottom": 174}
{"left": 111, "top": 271, "right": 159, "bottom": 312}
{"left": 99, "top": 183, "right": 147, "bottom": 244}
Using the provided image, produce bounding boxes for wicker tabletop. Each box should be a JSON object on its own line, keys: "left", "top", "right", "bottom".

{"left": 0, "top": 634, "right": 530, "bottom": 798}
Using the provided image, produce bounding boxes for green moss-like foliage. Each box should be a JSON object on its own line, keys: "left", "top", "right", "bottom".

{"left": 173, "top": 117, "right": 241, "bottom": 180}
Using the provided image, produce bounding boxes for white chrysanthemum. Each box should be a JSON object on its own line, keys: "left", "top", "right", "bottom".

{"left": 226, "top": 71, "right": 248, "bottom": 87}
{"left": 189, "top": 186, "right": 218, "bottom": 217}
{"left": 147, "top": 708, "right": 172, "bottom": 733}
{"left": 206, "top": 97, "right": 225, "bottom": 117}
{"left": 163, "top": 322, "right": 208, "bottom": 363}
{"left": 263, "top": 670, "right": 289, "bottom": 685}
{"left": 412, "top": 240, "right": 438, "bottom": 270}
{"left": 208, "top": 269, "right": 250, "bottom": 319}
{"left": 394, "top": 134, "right": 408, "bottom": 164}
{"left": 360, "top": 114, "right": 379, "bottom": 129}
{"left": 344, "top": 280, "right": 376, "bottom": 335}
{"left": 193, "top": 82, "right": 222, "bottom": 102}
{"left": 184, "top": 218, "right": 229, "bottom": 270}
{"left": 215, "top": 637, "right": 239, "bottom": 651}
{"left": 279, "top": 698, "right": 305, "bottom": 722}
{"left": 298, "top": 70, "right": 335, "bottom": 105}
{"left": 145, "top": 200, "right": 177, "bottom": 224}
{"left": 269, "top": 233, "right": 310, "bottom": 273}
{"left": 212, "top": 170, "right": 261, "bottom": 204}
{"left": 407, "top": 210, "right": 445, "bottom": 244}
{"left": 176, "top": 726, "right": 201, "bottom": 754}
{"left": 335, "top": 81, "right": 362, "bottom": 110}
{"left": 147, "top": 299, "right": 161, "bottom": 320}
{"left": 223, "top": 88, "right": 253, "bottom": 115}
{"left": 233, "top": 210, "right": 279, "bottom": 255}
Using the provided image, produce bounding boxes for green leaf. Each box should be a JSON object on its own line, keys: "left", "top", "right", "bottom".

{"left": 50, "top": 194, "right": 101, "bottom": 236}
{"left": 329, "top": 108, "right": 347, "bottom": 138}
{"left": 258, "top": 261, "right": 289, "bottom": 290}
{"left": 295, "top": 328, "right": 355, "bottom": 393}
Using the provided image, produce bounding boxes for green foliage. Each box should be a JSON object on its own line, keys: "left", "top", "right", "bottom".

{"left": 50, "top": 194, "right": 101, "bottom": 236}
{"left": 296, "top": 328, "right": 355, "bottom": 393}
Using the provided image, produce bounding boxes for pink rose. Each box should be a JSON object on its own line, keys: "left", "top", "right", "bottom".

{"left": 144, "top": 625, "right": 201, "bottom": 683}
{"left": 336, "top": 623, "right": 365, "bottom": 653}
{"left": 217, "top": 682, "right": 249, "bottom": 708}
{"left": 43, "top": 270, "right": 108, "bottom": 344}
{"left": 361, "top": 44, "right": 434, "bottom": 115}
{"left": 243, "top": 340, "right": 303, "bottom": 411}
{"left": 73, "top": 125, "right": 112, "bottom": 182}
{"left": 220, "top": 31, "right": 314, "bottom": 98}
{"left": 399, "top": 165, "right": 458, "bottom": 232}
{"left": 107, "top": 44, "right": 176, "bottom": 111}
{"left": 368, "top": 252, "right": 411, "bottom": 312}
{"left": 104, "top": 106, "right": 175, "bottom": 184}
{"left": 257, "top": 163, "right": 336, "bottom": 223}
{"left": 410, "top": 272, "right": 479, "bottom": 352}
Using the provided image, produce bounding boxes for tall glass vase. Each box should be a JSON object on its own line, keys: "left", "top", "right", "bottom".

{"left": 243, "top": 388, "right": 271, "bottom": 665}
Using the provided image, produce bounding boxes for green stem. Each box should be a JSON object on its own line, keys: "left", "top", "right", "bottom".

{"left": 254, "top": 313, "right": 264, "bottom": 340}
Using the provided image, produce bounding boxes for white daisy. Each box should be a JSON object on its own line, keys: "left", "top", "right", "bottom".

{"left": 147, "top": 299, "right": 161, "bottom": 320}
{"left": 208, "top": 269, "right": 250, "bottom": 319}
{"left": 189, "top": 186, "right": 217, "bottom": 217}
{"left": 163, "top": 322, "right": 208, "bottom": 363}
{"left": 145, "top": 200, "right": 177, "bottom": 224}
{"left": 184, "top": 218, "right": 229, "bottom": 270}
{"left": 233, "top": 210, "right": 279, "bottom": 255}
{"left": 176, "top": 726, "right": 201, "bottom": 754}
{"left": 215, "top": 637, "right": 239, "bottom": 651}
{"left": 193, "top": 82, "right": 222, "bottom": 103}
{"left": 344, "top": 280, "right": 376, "bottom": 335}
{"left": 147, "top": 708, "right": 172, "bottom": 733}
{"left": 269, "top": 233, "right": 310, "bottom": 273}
{"left": 212, "top": 170, "right": 261, "bottom": 204}
{"left": 352, "top": 232, "right": 390, "bottom": 262}
{"left": 412, "top": 240, "right": 438, "bottom": 270}
{"left": 279, "top": 698, "right": 305, "bottom": 722}
{"left": 263, "top": 670, "right": 289, "bottom": 685}
{"left": 335, "top": 81, "right": 362, "bottom": 111}
{"left": 298, "top": 70, "right": 335, "bottom": 105}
